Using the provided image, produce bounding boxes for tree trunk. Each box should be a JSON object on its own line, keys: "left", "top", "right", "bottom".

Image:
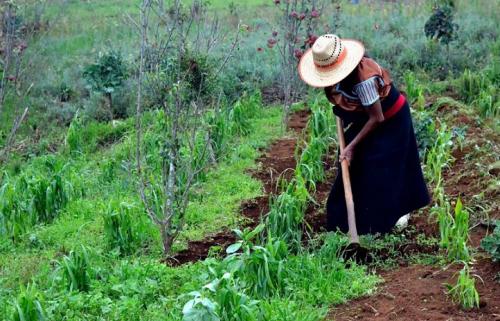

{"left": 160, "top": 223, "right": 174, "bottom": 255}
{"left": 105, "top": 92, "right": 114, "bottom": 121}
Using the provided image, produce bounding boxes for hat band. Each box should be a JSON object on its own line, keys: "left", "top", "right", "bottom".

{"left": 314, "top": 47, "right": 347, "bottom": 70}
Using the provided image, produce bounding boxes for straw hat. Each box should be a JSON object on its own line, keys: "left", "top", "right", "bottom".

{"left": 298, "top": 34, "right": 365, "bottom": 88}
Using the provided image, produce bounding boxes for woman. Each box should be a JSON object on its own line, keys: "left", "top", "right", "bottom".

{"left": 298, "top": 34, "right": 430, "bottom": 234}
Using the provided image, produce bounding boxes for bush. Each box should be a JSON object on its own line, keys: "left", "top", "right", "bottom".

{"left": 424, "top": 3, "right": 458, "bottom": 45}
{"left": 83, "top": 50, "right": 128, "bottom": 120}
{"left": 481, "top": 220, "right": 500, "bottom": 262}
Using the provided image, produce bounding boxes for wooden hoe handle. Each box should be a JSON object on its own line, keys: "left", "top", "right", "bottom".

{"left": 335, "top": 117, "right": 360, "bottom": 244}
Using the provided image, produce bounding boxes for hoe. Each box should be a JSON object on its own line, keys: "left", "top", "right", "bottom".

{"left": 336, "top": 116, "right": 370, "bottom": 263}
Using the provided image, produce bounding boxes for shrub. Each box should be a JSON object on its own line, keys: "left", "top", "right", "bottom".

{"left": 424, "top": 3, "right": 458, "bottom": 45}
{"left": 481, "top": 220, "right": 500, "bottom": 262}
{"left": 83, "top": 50, "right": 128, "bottom": 120}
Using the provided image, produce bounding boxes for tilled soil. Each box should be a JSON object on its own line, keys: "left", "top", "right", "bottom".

{"left": 327, "top": 105, "right": 500, "bottom": 320}
{"left": 329, "top": 258, "right": 500, "bottom": 321}
{"left": 166, "top": 106, "right": 500, "bottom": 321}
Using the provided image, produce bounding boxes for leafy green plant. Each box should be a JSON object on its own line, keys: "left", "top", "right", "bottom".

{"left": 206, "top": 107, "right": 230, "bottom": 160}
{"left": 412, "top": 108, "right": 436, "bottom": 160}
{"left": 225, "top": 225, "right": 288, "bottom": 298}
{"left": 446, "top": 263, "right": 480, "bottom": 310}
{"left": 434, "top": 198, "right": 470, "bottom": 262}
{"left": 83, "top": 50, "right": 128, "bottom": 120}
{"left": 425, "top": 123, "right": 453, "bottom": 199}
{"left": 103, "top": 201, "right": 144, "bottom": 256}
{"left": 182, "top": 291, "right": 220, "bottom": 321}
{"left": 481, "top": 220, "right": 500, "bottom": 262}
{"left": 306, "top": 102, "right": 334, "bottom": 140}
{"left": 58, "top": 246, "right": 91, "bottom": 292}
{"left": 475, "top": 86, "right": 499, "bottom": 118}
{"left": 266, "top": 185, "right": 305, "bottom": 252}
{"left": 403, "top": 72, "right": 426, "bottom": 109}
{"left": 0, "top": 176, "right": 31, "bottom": 240}
{"left": 296, "top": 136, "right": 328, "bottom": 185}
{"left": 447, "top": 199, "right": 470, "bottom": 262}
{"left": 29, "top": 170, "right": 72, "bottom": 224}
{"left": 11, "top": 284, "right": 46, "bottom": 321}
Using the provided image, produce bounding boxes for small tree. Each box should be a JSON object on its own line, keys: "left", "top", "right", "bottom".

{"left": 267, "top": 0, "right": 333, "bottom": 127}
{"left": 83, "top": 50, "right": 128, "bottom": 120}
{"left": 424, "top": 1, "right": 458, "bottom": 46}
{"left": 134, "top": 0, "right": 240, "bottom": 255}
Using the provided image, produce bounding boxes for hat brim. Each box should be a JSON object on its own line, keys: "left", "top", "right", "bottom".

{"left": 298, "top": 39, "right": 365, "bottom": 88}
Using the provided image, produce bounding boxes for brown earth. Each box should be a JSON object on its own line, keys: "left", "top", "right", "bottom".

{"left": 328, "top": 257, "right": 500, "bottom": 321}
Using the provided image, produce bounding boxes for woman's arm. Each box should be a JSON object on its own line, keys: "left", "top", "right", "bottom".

{"left": 340, "top": 100, "right": 384, "bottom": 163}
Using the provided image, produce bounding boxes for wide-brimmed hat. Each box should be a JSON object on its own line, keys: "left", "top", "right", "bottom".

{"left": 298, "top": 34, "right": 365, "bottom": 88}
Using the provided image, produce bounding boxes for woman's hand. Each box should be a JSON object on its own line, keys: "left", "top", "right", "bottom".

{"left": 340, "top": 144, "right": 354, "bottom": 165}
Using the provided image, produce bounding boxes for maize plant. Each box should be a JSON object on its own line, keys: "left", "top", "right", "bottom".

{"left": 307, "top": 100, "right": 334, "bottom": 140}
{"left": 296, "top": 136, "right": 328, "bottom": 185}
{"left": 403, "top": 71, "right": 426, "bottom": 110}
{"left": 434, "top": 198, "right": 471, "bottom": 262}
{"left": 458, "top": 69, "right": 488, "bottom": 103}
{"left": 0, "top": 177, "right": 32, "bottom": 241}
{"left": 66, "top": 111, "right": 84, "bottom": 154}
{"left": 475, "top": 86, "right": 499, "bottom": 118}
{"left": 447, "top": 199, "right": 470, "bottom": 262}
{"left": 446, "top": 263, "right": 480, "bottom": 310}
{"left": 206, "top": 107, "right": 231, "bottom": 160}
{"left": 425, "top": 123, "right": 453, "bottom": 198}
{"left": 230, "top": 99, "right": 253, "bottom": 136}
{"left": 103, "top": 201, "right": 142, "bottom": 255}
{"left": 11, "top": 284, "right": 46, "bottom": 321}
{"left": 225, "top": 226, "right": 288, "bottom": 298}
{"left": 266, "top": 182, "right": 307, "bottom": 252}
{"left": 58, "top": 245, "right": 91, "bottom": 292}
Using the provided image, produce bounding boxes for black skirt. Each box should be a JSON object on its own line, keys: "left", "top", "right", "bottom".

{"left": 326, "top": 86, "right": 430, "bottom": 235}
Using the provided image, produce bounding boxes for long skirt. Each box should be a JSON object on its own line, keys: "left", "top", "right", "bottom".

{"left": 326, "top": 98, "right": 430, "bottom": 235}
